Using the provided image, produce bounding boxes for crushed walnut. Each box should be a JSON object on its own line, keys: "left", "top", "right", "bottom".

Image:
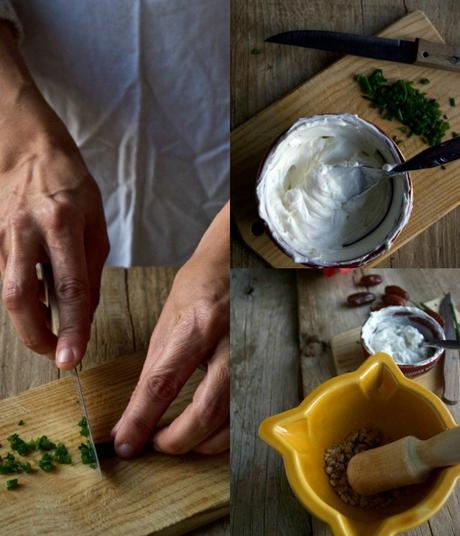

{"left": 324, "top": 427, "right": 401, "bottom": 509}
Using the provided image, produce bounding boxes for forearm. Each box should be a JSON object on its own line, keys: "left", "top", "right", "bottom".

{"left": 0, "top": 21, "right": 71, "bottom": 166}
{"left": 191, "top": 201, "right": 230, "bottom": 271}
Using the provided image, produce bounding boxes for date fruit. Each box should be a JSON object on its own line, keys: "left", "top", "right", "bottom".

{"left": 384, "top": 285, "right": 409, "bottom": 301}
{"left": 382, "top": 294, "right": 406, "bottom": 306}
{"left": 347, "top": 292, "right": 376, "bottom": 307}
{"left": 358, "top": 274, "right": 383, "bottom": 287}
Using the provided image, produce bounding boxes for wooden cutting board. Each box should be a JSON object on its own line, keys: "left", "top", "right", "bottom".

{"left": 0, "top": 352, "right": 229, "bottom": 535}
{"left": 231, "top": 10, "right": 460, "bottom": 268}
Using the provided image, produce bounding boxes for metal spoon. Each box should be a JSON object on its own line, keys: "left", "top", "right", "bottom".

{"left": 337, "top": 136, "right": 460, "bottom": 199}
{"left": 423, "top": 339, "right": 460, "bottom": 350}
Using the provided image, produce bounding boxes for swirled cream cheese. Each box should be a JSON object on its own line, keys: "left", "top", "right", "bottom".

{"left": 257, "top": 114, "right": 406, "bottom": 264}
{"left": 370, "top": 322, "right": 428, "bottom": 364}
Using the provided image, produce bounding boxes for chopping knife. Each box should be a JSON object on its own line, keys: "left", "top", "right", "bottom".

{"left": 266, "top": 30, "right": 460, "bottom": 72}
{"left": 439, "top": 293, "right": 460, "bottom": 404}
{"left": 38, "top": 263, "right": 102, "bottom": 476}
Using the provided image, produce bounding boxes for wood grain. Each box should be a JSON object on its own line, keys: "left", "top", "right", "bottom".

{"left": 0, "top": 352, "right": 229, "bottom": 535}
{"left": 0, "top": 267, "right": 229, "bottom": 535}
{"left": 296, "top": 268, "right": 460, "bottom": 534}
{"left": 231, "top": 0, "right": 460, "bottom": 268}
{"left": 230, "top": 269, "right": 312, "bottom": 535}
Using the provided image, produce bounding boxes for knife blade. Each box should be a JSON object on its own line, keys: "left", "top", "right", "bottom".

{"left": 266, "top": 30, "right": 460, "bottom": 72}
{"left": 38, "top": 262, "right": 102, "bottom": 475}
{"left": 439, "top": 293, "right": 460, "bottom": 404}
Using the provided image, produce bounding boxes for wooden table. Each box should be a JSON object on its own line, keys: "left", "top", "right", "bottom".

{"left": 231, "top": 0, "right": 460, "bottom": 268}
{"left": 232, "top": 268, "right": 460, "bottom": 535}
{"left": 0, "top": 266, "right": 229, "bottom": 536}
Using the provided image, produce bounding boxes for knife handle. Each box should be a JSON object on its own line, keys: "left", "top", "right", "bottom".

{"left": 415, "top": 38, "right": 460, "bottom": 72}
{"left": 443, "top": 349, "right": 460, "bottom": 405}
{"left": 38, "top": 262, "right": 59, "bottom": 336}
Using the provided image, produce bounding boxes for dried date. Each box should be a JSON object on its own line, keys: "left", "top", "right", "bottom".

{"left": 382, "top": 294, "right": 407, "bottom": 306}
{"left": 358, "top": 274, "right": 383, "bottom": 287}
{"left": 384, "top": 285, "right": 409, "bottom": 301}
{"left": 347, "top": 292, "right": 376, "bottom": 307}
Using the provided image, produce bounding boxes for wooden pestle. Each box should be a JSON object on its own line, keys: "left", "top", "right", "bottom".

{"left": 347, "top": 427, "right": 460, "bottom": 496}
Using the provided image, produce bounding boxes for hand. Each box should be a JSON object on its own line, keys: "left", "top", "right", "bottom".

{"left": 0, "top": 23, "right": 109, "bottom": 369}
{"left": 113, "top": 204, "right": 230, "bottom": 457}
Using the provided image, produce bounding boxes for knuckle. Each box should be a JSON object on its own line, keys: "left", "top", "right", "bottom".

{"left": 143, "top": 372, "right": 181, "bottom": 404}
{"left": 47, "top": 203, "right": 81, "bottom": 233}
{"left": 56, "top": 276, "right": 88, "bottom": 304}
{"left": 2, "top": 280, "right": 27, "bottom": 311}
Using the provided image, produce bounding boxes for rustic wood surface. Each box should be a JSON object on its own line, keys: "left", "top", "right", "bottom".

{"left": 296, "top": 268, "right": 460, "bottom": 534}
{"left": 231, "top": 269, "right": 312, "bottom": 535}
{"left": 231, "top": 0, "right": 460, "bottom": 268}
{"left": 0, "top": 267, "right": 229, "bottom": 536}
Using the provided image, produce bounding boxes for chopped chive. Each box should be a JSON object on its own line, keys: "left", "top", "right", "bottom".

{"left": 419, "top": 78, "right": 430, "bottom": 85}
{"left": 6, "top": 478, "right": 18, "bottom": 490}
{"left": 452, "top": 131, "right": 459, "bottom": 138}
{"left": 7, "top": 434, "right": 32, "bottom": 456}
{"left": 38, "top": 452, "right": 55, "bottom": 472}
{"left": 78, "top": 416, "right": 90, "bottom": 438}
{"left": 250, "top": 48, "right": 262, "bottom": 55}
{"left": 449, "top": 97, "right": 456, "bottom": 107}
{"left": 79, "top": 442, "right": 96, "bottom": 468}
{"left": 17, "top": 420, "right": 24, "bottom": 426}
{"left": 53, "top": 443, "right": 72, "bottom": 465}
{"left": 354, "top": 69, "right": 450, "bottom": 145}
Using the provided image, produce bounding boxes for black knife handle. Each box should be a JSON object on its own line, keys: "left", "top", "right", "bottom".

{"left": 393, "top": 136, "right": 460, "bottom": 173}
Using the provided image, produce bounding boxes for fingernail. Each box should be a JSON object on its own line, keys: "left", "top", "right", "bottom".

{"left": 116, "top": 442, "right": 134, "bottom": 458}
{"left": 152, "top": 440, "right": 162, "bottom": 453}
{"left": 56, "top": 348, "right": 75, "bottom": 367}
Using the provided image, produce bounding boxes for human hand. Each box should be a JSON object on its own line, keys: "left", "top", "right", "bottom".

{"left": 0, "top": 23, "right": 109, "bottom": 369}
{"left": 113, "top": 204, "right": 230, "bottom": 457}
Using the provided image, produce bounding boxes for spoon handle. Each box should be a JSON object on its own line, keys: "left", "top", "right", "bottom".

{"left": 424, "top": 339, "right": 460, "bottom": 350}
{"left": 392, "top": 137, "right": 460, "bottom": 174}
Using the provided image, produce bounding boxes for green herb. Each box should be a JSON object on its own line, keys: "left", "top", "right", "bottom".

{"left": 53, "top": 443, "right": 72, "bottom": 465}
{"left": 452, "top": 131, "right": 459, "bottom": 138}
{"left": 441, "top": 165, "right": 447, "bottom": 170}
{"left": 38, "top": 453, "right": 55, "bottom": 472}
{"left": 78, "top": 416, "right": 89, "bottom": 438}
{"left": 7, "top": 434, "right": 32, "bottom": 456}
{"left": 0, "top": 453, "right": 23, "bottom": 474}
{"left": 398, "top": 126, "right": 407, "bottom": 134}
{"left": 419, "top": 78, "right": 430, "bottom": 85}
{"left": 21, "top": 462, "right": 32, "bottom": 473}
{"left": 79, "top": 442, "right": 96, "bottom": 469}
{"left": 250, "top": 47, "right": 262, "bottom": 55}
{"left": 449, "top": 97, "right": 456, "bottom": 107}
{"left": 35, "top": 436, "right": 56, "bottom": 452}
{"left": 6, "top": 478, "right": 18, "bottom": 490}
{"left": 17, "top": 420, "right": 24, "bottom": 426}
{"left": 392, "top": 135, "right": 403, "bottom": 145}
{"left": 354, "top": 69, "right": 450, "bottom": 145}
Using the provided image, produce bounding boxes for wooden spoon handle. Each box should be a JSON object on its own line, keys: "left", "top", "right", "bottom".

{"left": 417, "top": 427, "right": 460, "bottom": 469}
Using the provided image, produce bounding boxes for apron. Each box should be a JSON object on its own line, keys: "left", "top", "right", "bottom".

{"left": 12, "top": 0, "right": 229, "bottom": 266}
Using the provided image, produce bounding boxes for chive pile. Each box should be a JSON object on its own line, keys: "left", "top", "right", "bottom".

{"left": 354, "top": 69, "right": 452, "bottom": 145}
{"left": 2, "top": 417, "right": 99, "bottom": 490}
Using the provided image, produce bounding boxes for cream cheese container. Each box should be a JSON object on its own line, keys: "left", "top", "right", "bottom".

{"left": 361, "top": 306, "right": 445, "bottom": 377}
{"left": 256, "top": 114, "right": 413, "bottom": 268}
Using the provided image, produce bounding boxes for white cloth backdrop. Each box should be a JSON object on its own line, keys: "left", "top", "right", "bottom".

{"left": 11, "top": 0, "right": 229, "bottom": 266}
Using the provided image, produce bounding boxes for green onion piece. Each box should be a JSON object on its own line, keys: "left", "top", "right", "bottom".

{"left": 78, "top": 417, "right": 90, "bottom": 438}
{"left": 449, "top": 97, "right": 456, "bottom": 107}
{"left": 79, "top": 442, "right": 96, "bottom": 468}
{"left": 53, "top": 443, "right": 72, "bottom": 465}
{"left": 6, "top": 478, "right": 18, "bottom": 490}
{"left": 38, "top": 453, "right": 55, "bottom": 472}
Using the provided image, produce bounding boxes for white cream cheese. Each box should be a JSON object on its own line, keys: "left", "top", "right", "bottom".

{"left": 370, "top": 322, "right": 428, "bottom": 364}
{"left": 257, "top": 114, "right": 406, "bottom": 264}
